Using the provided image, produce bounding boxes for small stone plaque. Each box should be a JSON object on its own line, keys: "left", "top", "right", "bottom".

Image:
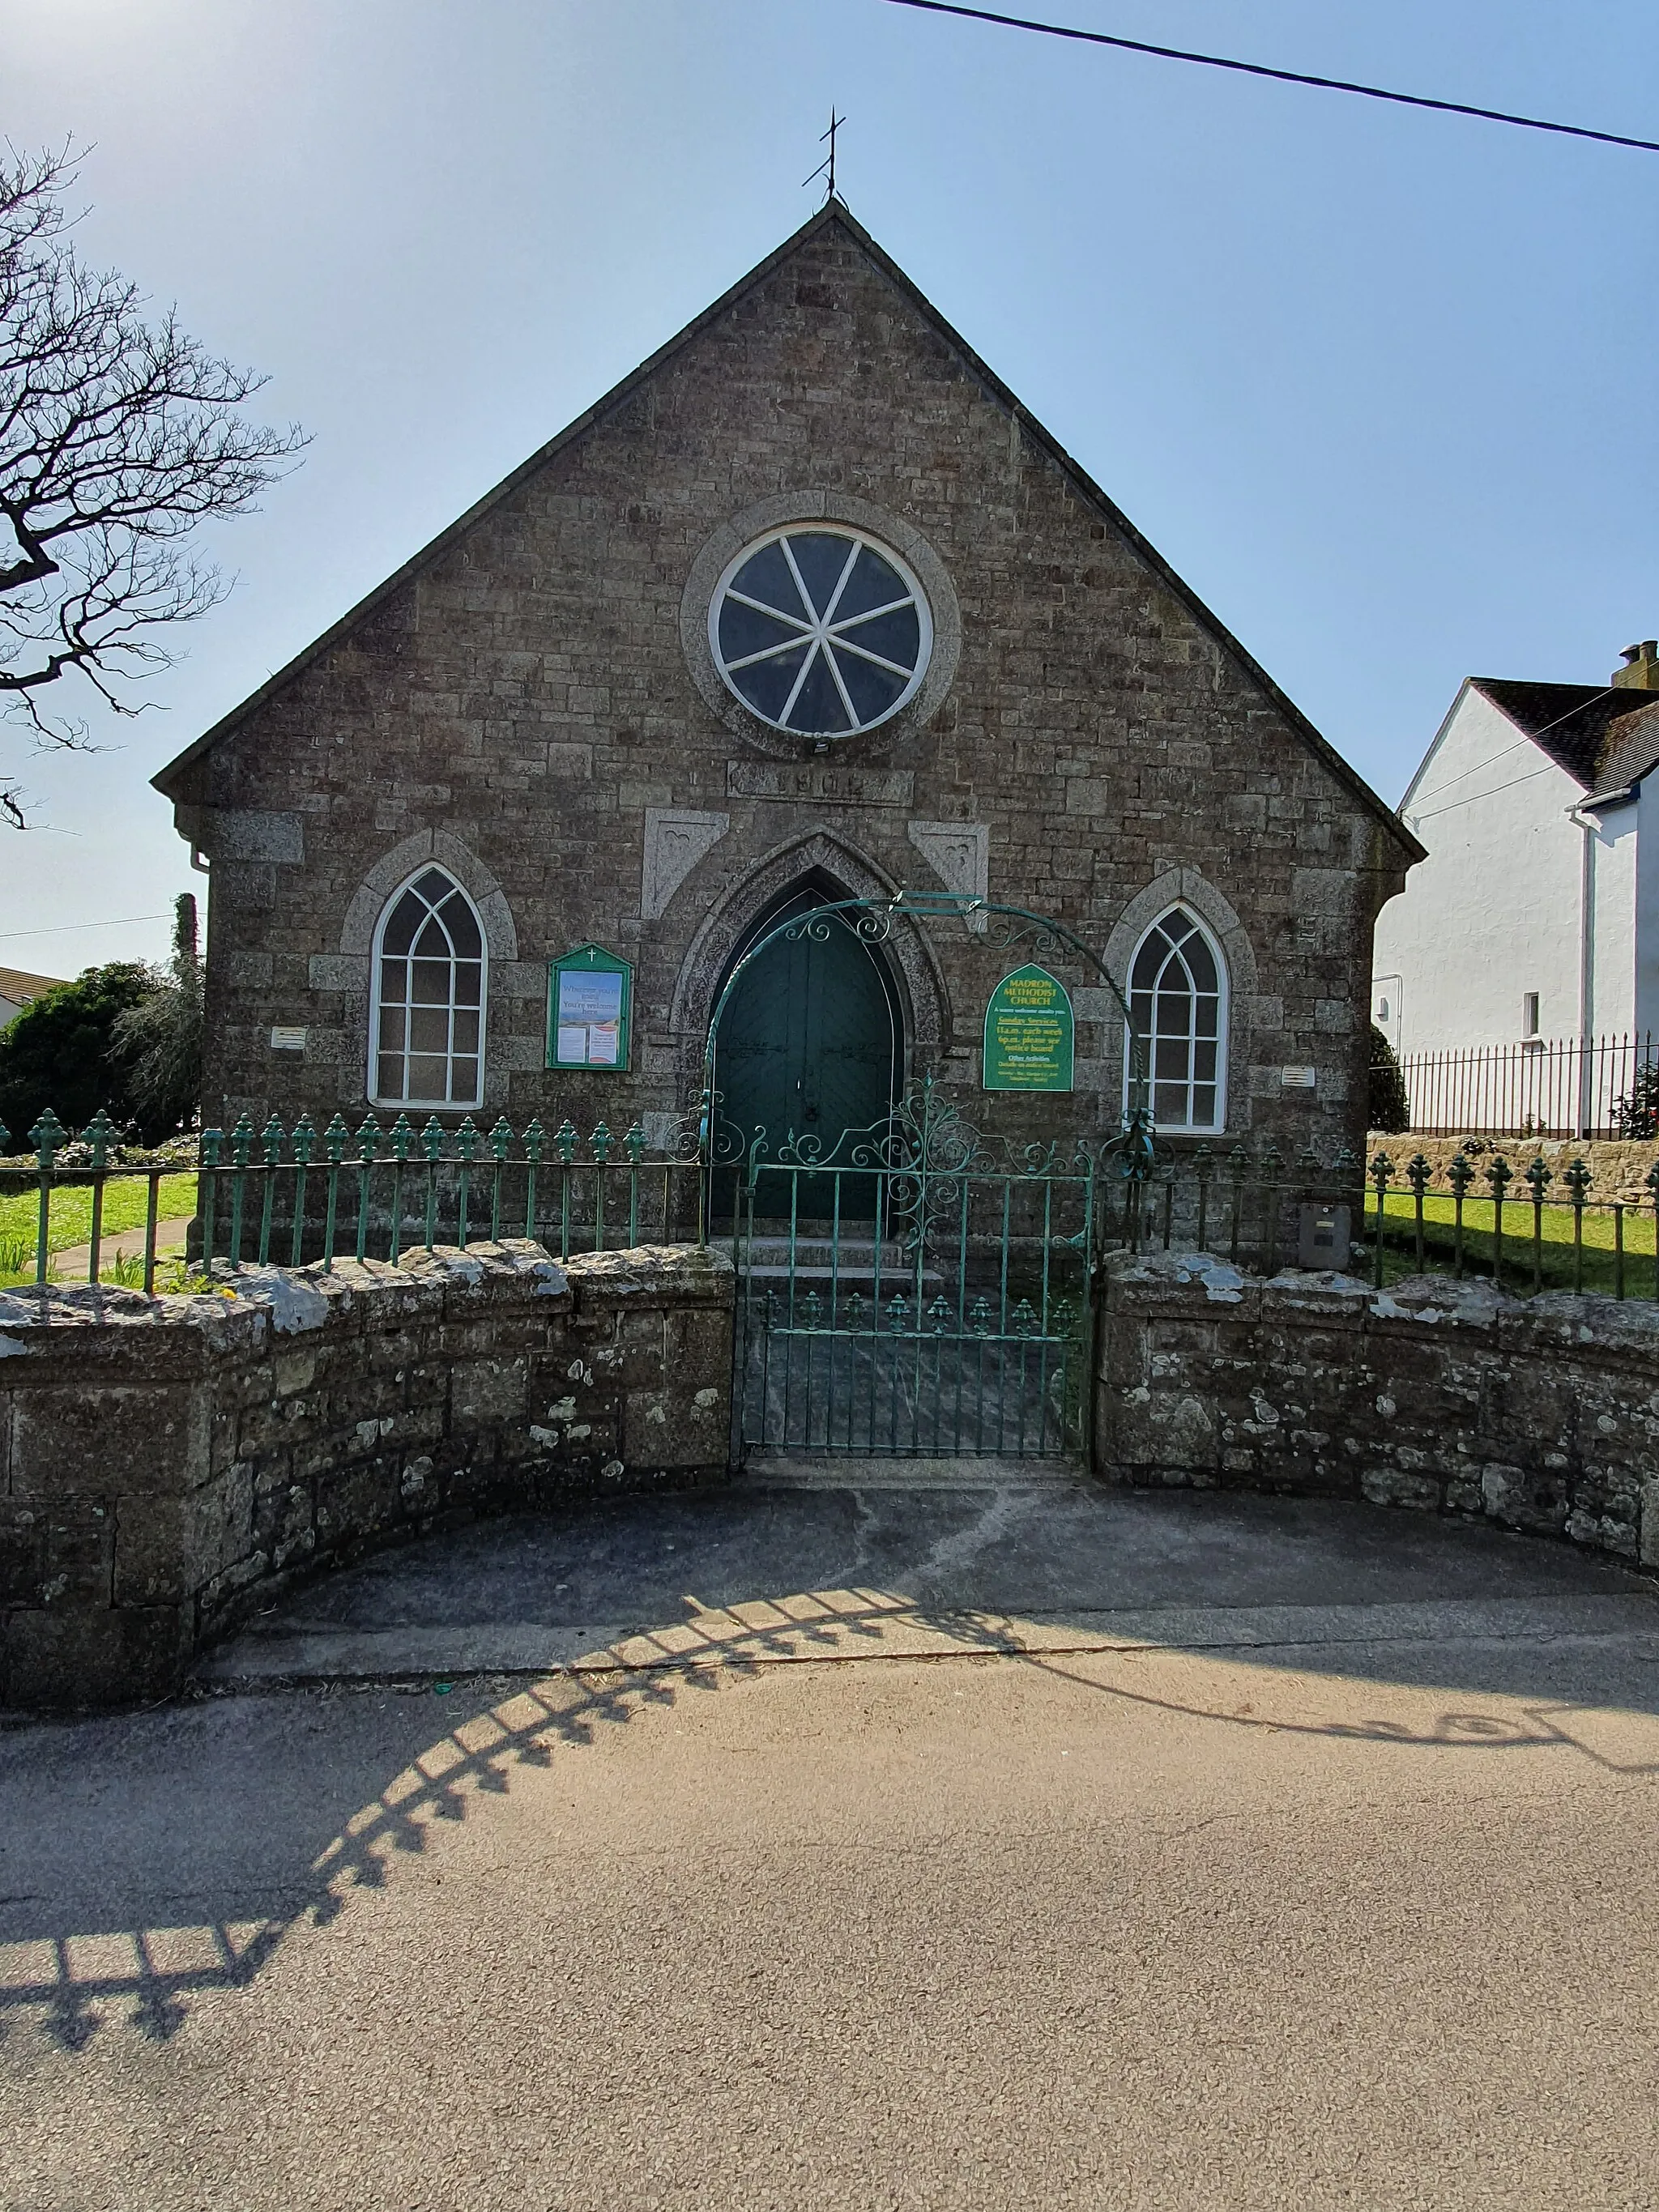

{"left": 726, "top": 762, "right": 914, "bottom": 806}
{"left": 642, "top": 808, "right": 728, "bottom": 919}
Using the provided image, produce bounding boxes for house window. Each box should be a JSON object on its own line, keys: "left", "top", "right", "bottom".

{"left": 369, "top": 867, "right": 486, "bottom": 1108}
{"left": 708, "top": 526, "right": 932, "bottom": 738}
{"left": 1522, "top": 992, "right": 1541, "bottom": 1038}
{"left": 1125, "top": 905, "right": 1228, "bottom": 1132}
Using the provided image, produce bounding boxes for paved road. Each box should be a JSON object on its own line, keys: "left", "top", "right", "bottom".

{"left": 5, "top": 1477, "right": 1659, "bottom": 2210}
{"left": 198, "top": 1457, "right": 1657, "bottom": 1686}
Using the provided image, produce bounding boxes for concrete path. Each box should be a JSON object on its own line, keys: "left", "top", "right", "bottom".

{"left": 6, "top": 1474, "right": 1659, "bottom": 2209}
{"left": 43, "top": 1216, "right": 191, "bottom": 1285}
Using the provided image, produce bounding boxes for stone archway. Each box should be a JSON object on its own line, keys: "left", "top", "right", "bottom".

{"left": 705, "top": 872, "right": 904, "bottom": 1215}
{"left": 668, "top": 829, "right": 952, "bottom": 1109}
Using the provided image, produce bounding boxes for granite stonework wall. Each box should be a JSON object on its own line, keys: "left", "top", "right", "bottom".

{"left": 161, "top": 208, "right": 1415, "bottom": 1168}
{"left": 0, "top": 1241, "right": 733, "bottom": 1711}
{"left": 1095, "top": 1251, "right": 1659, "bottom": 1567}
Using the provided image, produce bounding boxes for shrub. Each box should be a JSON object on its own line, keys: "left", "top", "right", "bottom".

{"left": 1368, "top": 1024, "right": 1410, "bottom": 1134}
{"left": 1614, "top": 1061, "right": 1659, "bottom": 1140}
{"left": 0, "top": 963, "right": 154, "bottom": 1147}
{"left": 112, "top": 894, "right": 203, "bottom": 1140}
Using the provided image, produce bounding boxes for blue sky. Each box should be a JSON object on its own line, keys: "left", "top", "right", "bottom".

{"left": 2, "top": 0, "right": 1656, "bottom": 973}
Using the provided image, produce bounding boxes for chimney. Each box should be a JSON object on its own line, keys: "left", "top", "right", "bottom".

{"left": 1613, "top": 640, "right": 1659, "bottom": 690}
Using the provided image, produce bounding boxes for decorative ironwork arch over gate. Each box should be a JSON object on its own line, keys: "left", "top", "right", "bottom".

{"left": 700, "top": 893, "right": 1152, "bottom": 1461}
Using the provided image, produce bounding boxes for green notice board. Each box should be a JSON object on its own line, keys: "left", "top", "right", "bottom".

{"left": 983, "top": 964, "right": 1074, "bottom": 1092}
{"left": 547, "top": 943, "right": 633, "bottom": 1072}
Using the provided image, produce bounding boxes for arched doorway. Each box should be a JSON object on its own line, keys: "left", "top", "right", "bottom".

{"left": 711, "top": 881, "right": 902, "bottom": 1216}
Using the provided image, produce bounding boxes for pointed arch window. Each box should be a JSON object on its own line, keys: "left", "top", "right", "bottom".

{"left": 370, "top": 867, "right": 487, "bottom": 1108}
{"left": 1125, "top": 906, "right": 1228, "bottom": 1132}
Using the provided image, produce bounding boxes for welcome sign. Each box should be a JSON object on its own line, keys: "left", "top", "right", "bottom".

{"left": 982, "top": 964, "right": 1074, "bottom": 1092}
{"left": 547, "top": 944, "right": 633, "bottom": 1072}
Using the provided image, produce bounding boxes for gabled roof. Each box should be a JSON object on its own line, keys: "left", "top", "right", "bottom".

{"left": 1465, "top": 678, "right": 1657, "bottom": 791}
{"left": 1594, "top": 698, "right": 1659, "bottom": 796}
{"left": 0, "top": 965, "right": 66, "bottom": 1008}
{"left": 152, "top": 201, "right": 1420, "bottom": 859}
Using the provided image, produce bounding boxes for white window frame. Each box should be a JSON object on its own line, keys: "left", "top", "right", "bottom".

{"left": 707, "top": 525, "right": 934, "bottom": 738}
{"left": 368, "top": 866, "right": 488, "bottom": 1111}
{"left": 1123, "top": 904, "right": 1230, "bottom": 1135}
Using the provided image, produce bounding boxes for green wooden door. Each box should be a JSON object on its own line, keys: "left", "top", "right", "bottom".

{"left": 714, "top": 911, "right": 898, "bottom": 1217}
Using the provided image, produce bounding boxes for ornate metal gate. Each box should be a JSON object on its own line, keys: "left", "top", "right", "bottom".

{"left": 727, "top": 1076, "right": 1096, "bottom": 1459}
{"left": 702, "top": 889, "right": 1148, "bottom": 1462}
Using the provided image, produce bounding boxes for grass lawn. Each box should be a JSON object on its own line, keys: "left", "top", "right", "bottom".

{"left": 1369, "top": 1187, "right": 1659, "bottom": 1298}
{"left": 0, "top": 1173, "right": 198, "bottom": 1285}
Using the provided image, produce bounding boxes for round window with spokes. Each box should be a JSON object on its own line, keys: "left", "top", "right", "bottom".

{"left": 710, "top": 526, "right": 933, "bottom": 739}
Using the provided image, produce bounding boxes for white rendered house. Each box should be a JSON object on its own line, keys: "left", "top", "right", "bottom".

{"left": 1373, "top": 645, "right": 1659, "bottom": 1070}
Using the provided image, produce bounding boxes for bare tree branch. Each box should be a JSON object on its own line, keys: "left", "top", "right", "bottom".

{"left": 0, "top": 143, "right": 306, "bottom": 819}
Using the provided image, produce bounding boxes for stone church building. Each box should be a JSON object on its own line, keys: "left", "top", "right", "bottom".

{"left": 153, "top": 202, "right": 1419, "bottom": 1173}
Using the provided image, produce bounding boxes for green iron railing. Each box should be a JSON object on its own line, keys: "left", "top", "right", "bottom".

{"left": 194, "top": 1110, "right": 702, "bottom": 1272}
{"left": 0, "top": 1109, "right": 190, "bottom": 1294}
{"left": 1363, "top": 1146, "right": 1659, "bottom": 1299}
{"left": 1107, "top": 1133, "right": 1659, "bottom": 1301}
{"left": 6, "top": 1098, "right": 1659, "bottom": 1311}
{"left": 0, "top": 1106, "right": 703, "bottom": 1289}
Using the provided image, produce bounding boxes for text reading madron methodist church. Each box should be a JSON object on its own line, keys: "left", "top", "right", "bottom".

{"left": 153, "top": 203, "right": 1418, "bottom": 1166}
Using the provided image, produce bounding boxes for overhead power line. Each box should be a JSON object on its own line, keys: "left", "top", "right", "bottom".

{"left": 1409, "top": 765, "right": 1556, "bottom": 825}
{"left": 881, "top": 0, "right": 1659, "bottom": 155}
{"left": 0, "top": 913, "right": 169, "bottom": 942}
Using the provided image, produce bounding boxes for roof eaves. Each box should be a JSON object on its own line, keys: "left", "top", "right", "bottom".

{"left": 1578, "top": 784, "right": 1636, "bottom": 810}
{"left": 1464, "top": 677, "right": 1630, "bottom": 791}
{"left": 0, "top": 966, "right": 67, "bottom": 1004}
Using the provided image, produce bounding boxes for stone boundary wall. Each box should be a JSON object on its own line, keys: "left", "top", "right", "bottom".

{"left": 1368, "top": 1132, "right": 1659, "bottom": 1206}
{"left": 1, "top": 1240, "right": 733, "bottom": 1710}
{"left": 1095, "top": 1250, "right": 1659, "bottom": 1568}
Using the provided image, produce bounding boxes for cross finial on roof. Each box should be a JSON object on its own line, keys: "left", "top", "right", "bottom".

{"left": 803, "top": 109, "right": 847, "bottom": 202}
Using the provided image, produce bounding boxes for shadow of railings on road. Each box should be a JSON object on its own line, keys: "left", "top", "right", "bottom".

{"left": 6, "top": 1566, "right": 1659, "bottom": 2054}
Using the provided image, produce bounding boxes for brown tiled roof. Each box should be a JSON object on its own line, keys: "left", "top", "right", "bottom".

{"left": 0, "top": 965, "right": 66, "bottom": 1009}
{"left": 1469, "top": 679, "right": 1658, "bottom": 791}
{"left": 1593, "top": 699, "right": 1659, "bottom": 795}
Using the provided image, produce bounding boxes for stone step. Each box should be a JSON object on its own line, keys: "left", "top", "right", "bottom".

{"left": 740, "top": 1264, "right": 945, "bottom": 1285}
{"left": 742, "top": 1237, "right": 913, "bottom": 1260}
{"left": 736, "top": 1451, "right": 1086, "bottom": 1490}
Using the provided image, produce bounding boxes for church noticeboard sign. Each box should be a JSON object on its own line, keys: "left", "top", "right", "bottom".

{"left": 547, "top": 944, "right": 633, "bottom": 1072}
{"left": 983, "top": 965, "right": 1074, "bottom": 1093}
